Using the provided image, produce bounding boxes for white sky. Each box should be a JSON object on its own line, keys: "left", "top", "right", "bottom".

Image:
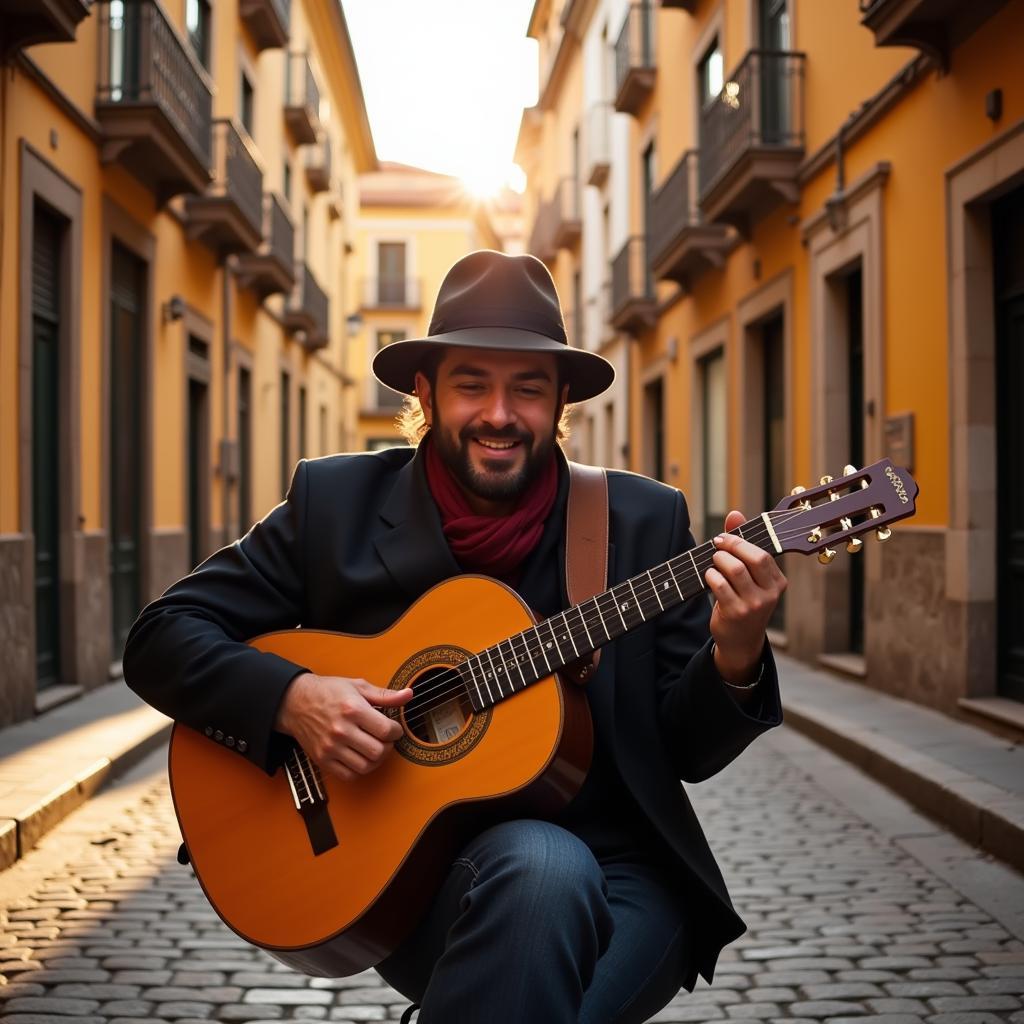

{"left": 343, "top": 0, "right": 538, "bottom": 195}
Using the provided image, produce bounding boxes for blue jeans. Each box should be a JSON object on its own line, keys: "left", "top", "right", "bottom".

{"left": 377, "top": 820, "right": 690, "bottom": 1023}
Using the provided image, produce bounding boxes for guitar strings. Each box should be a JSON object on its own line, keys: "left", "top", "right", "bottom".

{"left": 396, "top": 508, "right": 872, "bottom": 730}
{"left": 397, "top": 509, "right": 839, "bottom": 732}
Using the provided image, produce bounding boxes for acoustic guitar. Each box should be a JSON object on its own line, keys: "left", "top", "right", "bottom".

{"left": 168, "top": 459, "right": 918, "bottom": 976}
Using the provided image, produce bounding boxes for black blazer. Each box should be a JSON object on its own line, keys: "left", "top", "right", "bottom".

{"left": 124, "top": 445, "right": 782, "bottom": 989}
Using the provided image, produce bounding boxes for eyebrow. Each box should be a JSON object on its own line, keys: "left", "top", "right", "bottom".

{"left": 447, "top": 364, "right": 554, "bottom": 383}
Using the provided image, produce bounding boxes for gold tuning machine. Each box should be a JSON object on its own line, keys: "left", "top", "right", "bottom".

{"left": 842, "top": 464, "right": 858, "bottom": 476}
{"left": 818, "top": 547, "right": 837, "bottom": 565}
{"left": 820, "top": 475, "right": 833, "bottom": 485}
{"left": 841, "top": 517, "right": 863, "bottom": 554}
{"left": 791, "top": 485, "right": 806, "bottom": 495}
{"left": 876, "top": 526, "right": 892, "bottom": 542}
{"left": 808, "top": 526, "right": 822, "bottom": 544}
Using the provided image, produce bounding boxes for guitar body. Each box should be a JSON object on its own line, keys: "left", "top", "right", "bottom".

{"left": 168, "top": 575, "right": 593, "bottom": 976}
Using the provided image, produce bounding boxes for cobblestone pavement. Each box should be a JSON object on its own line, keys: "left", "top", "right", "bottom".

{"left": 2, "top": 727, "right": 1023, "bottom": 1024}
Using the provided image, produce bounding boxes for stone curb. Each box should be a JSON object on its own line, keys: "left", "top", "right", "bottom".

{"left": 0, "top": 712, "right": 171, "bottom": 871}
{"left": 783, "top": 697, "right": 1024, "bottom": 874}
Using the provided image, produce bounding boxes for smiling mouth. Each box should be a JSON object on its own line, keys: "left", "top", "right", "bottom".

{"left": 473, "top": 438, "right": 522, "bottom": 452}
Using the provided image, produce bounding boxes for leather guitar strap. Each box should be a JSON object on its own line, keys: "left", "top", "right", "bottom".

{"left": 564, "top": 461, "right": 609, "bottom": 684}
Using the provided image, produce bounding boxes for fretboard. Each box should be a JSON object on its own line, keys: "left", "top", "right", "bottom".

{"left": 459, "top": 515, "right": 778, "bottom": 711}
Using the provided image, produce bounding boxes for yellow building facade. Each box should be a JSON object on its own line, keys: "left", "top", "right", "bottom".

{"left": 518, "top": 0, "right": 1024, "bottom": 724}
{"left": 0, "top": 0, "right": 376, "bottom": 724}
{"left": 350, "top": 163, "right": 511, "bottom": 450}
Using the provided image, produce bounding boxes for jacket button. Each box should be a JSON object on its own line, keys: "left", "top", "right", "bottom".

{"left": 225, "top": 736, "right": 235, "bottom": 747}
{"left": 204, "top": 726, "right": 213, "bottom": 736}
{"left": 214, "top": 730, "right": 224, "bottom": 742}
{"left": 237, "top": 740, "right": 248, "bottom": 753}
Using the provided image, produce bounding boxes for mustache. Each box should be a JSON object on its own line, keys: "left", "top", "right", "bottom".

{"left": 459, "top": 425, "right": 532, "bottom": 445}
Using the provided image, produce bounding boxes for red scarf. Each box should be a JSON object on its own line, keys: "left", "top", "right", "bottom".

{"left": 424, "top": 434, "right": 558, "bottom": 583}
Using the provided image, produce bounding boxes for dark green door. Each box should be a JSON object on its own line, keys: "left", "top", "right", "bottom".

{"left": 762, "top": 313, "right": 786, "bottom": 631}
{"left": 188, "top": 375, "right": 208, "bottom": 569}
{"left": 994, "top": 187, "right": 1024, "bottom": 701}
{"left": 109, "top": 242, "right": 144, "bottom": 660}
{"left": 32, "top": 205, "right": 63, "bottom": 689}
{"left": 238, "top": 366, "right": 252, "bottom": 534}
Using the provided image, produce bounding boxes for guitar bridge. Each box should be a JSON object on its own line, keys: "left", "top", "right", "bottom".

{"left": 286, "top": 748, "right": 338, "bottom": 855}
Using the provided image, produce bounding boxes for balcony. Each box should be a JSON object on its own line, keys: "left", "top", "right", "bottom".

{"left": 234, "top": 192, "right": 295, "bottom": 298}
{"left": 184, "top": 120, "right": 262, "bottom": 256}
{"left": 698, "top": 50, "right": 805, "bottom": 234}
{"left": 610, "top": 236, "right": 656, "bottom": 335}
{"left": 649, "top": 150, "right": 731, "bottom": 287}
{"left": 614, "top": 3, "right": 655, "bottom": 116}
{"left": 552, "top": 176, "right": 581, "bottom": 250}
{"left": 95, "top": 0, "right": 213, "bottom": 202}
{"left": 528, "top": 197, "right": 556, "bottom": 264}
{"left": 284, "top": 262, "right": 328, "bottom": 350}
{"left": 0, "top": 0, "right": 92, "bottom": 56}
{"left": 585, "top": 103, "right": 611, "bottom": 187}
{"left": 238, "top": 0, "right": 289, "bottom": 52}
{"left": 284, "top": 52, "right": 320, "bottom": 145}
{"left": 361, "top": 277, "right": 423, "bottom": 311}
{"left": 859, "top": 0, "right": 1010, "bottom": 71}
{"left": 304, "top": 135, "right": 331, "bottom": 193}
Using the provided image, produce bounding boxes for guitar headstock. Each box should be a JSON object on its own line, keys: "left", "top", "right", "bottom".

{"left": 768, "top": 460, "right": 918, "bottom": 563}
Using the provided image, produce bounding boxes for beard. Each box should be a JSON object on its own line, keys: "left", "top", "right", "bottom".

{"left": 430, "top": 415, "right": 556, "bottom": 505}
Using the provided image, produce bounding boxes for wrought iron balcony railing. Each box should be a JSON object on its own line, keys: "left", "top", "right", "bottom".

{"left": 234, "top": 192, "right": 295, "bottom": 298}
{"left": 96, "top": 0, "right": 213, "bottom": 199}
{"left": 238, "top": 0, "right": 289, "bottom": 51}
{"left": 284, "top": 51, "right": 320, "bottom": 145}
{"left": 614, "top": 2, "right": 655, "bottom": 115}
{"left": 648, "top": 149, "right": 730, "bottom": 286}
{"left": 185, "top": 119, "right": 263, "bottom": 255}
{"left": 285, "top": 261, "right": 329, "bottom": 349}
{"left": 610, "top": 235, "right": 656, "bottom": 336}
{"left": 698, "top": 50, "right": 806, "bottom": 230}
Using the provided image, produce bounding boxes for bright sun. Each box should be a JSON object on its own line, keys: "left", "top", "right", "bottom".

{"left": 461, "top": 163, "right": 527, "bottom": 200}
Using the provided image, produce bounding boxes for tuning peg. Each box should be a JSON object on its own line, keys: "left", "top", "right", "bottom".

{"left": 791, "top": 485, "right": 806, "bottom": 495}
{"left": 869, "top": 507, "right": 882, "bottom": 519}
{"left": 846, "top": 537, "right": 864, "bottom": 554}
{"left": 820, "top": 475, "right": 833, "bottom": 485}
{"left": 807, "top": 526, "right": 822, "bottom": 544}
{"left": 876, "top": 526, "right": 892, "bottom": 542}
{"left": 842, "top": 464, "right": 858, "bottom": 476}
{"left": 818, "top": 547, "right": 837, "bottom": 565}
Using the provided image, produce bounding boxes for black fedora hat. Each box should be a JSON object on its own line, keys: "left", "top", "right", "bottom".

{"left": 371, "top": 250, "right": 615, "bottom": 404}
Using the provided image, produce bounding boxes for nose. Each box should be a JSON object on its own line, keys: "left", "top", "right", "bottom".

{"left": 480, "top": 388, "right": 516, "bottom": 431}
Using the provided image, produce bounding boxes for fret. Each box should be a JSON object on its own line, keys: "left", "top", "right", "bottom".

{"left": 545, "top": 617, "right": 568, "bottom": 664}
{"left": 648, "top": 568, "right": 664, "bottom": 611}
{"left": 463, "top": 658, "right": 485, "bottom": 707}
{"left": 515, "top": 629, "right": 540, "bottom": 680}
{"left": 504, "top": 635, "right": 528, "bottom": 689}
{"left": 611, "top": 585, "right": 629, "bottom": 632}
{"left": 560, "top": 611, "right": 580, "bottom": 657}
{"left": 574, "top": 603, "right": 594, "bottom": 649}
{"left": 476, "top": 654, "right": 495, "bottom": 703}
{"left": 589, "top": 594, "right": 609, "bottom": 641}
{"left": 484, "top": 646, "right": 505, "bottom": 699}
{"left": 688, "top": 549, "right": 704, "bottom": 589}
{"left": 533, "top": 624, "right": 553, "bottom": 672}
{"left": 626, "top": 577, "right": 646, "bottom": 622}
{"left": 666, "top": 559, "right": 685, "bottom": 601}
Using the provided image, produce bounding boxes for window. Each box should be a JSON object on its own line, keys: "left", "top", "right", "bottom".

{"left": 377, "top": 242, "right": 407, "bottom": 304}
{"left": 283, "top": 159, "right": 291, "bottom": 203}
{"left": 240, "top": 70, "right": 255, "bottom": 137}
{"left": 700, "top": 348, "right": 727, "bottom": 541}
{"left": 238, "top": 366, "right": 251, "bottom": 532}
{"left": 280, "top": 370, "right": 291, "bottom": 498}
{"left": 186, "top": 0, "right": 211, "bottom": 69}
{"left": 298, "top": 384, "right": 307, "bottom": 460}
{"left": 698, "top": 37, "right": 723, "bottom": 107}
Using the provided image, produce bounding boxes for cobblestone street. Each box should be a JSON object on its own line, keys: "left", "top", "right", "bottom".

{"left": 2, "top": 726, "right": 1022, "bottom": 1024}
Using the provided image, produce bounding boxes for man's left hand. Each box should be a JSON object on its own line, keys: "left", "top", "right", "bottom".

{"left": 705, "top": 509, "right": 788, "bottom": 685}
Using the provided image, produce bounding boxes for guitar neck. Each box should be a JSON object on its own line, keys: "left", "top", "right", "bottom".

{"left": 459, "top": 514, "right": 780, "bottom": 712}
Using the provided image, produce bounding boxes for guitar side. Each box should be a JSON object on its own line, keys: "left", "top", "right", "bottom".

{"left": 168, "top": 575, "right": 592, "bottom": 976}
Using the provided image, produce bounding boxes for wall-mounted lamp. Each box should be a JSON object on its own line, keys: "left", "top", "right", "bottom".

{"left": 162, "top": 294, "right": 186, "bottom": 323}
{"left": 825, "top": 193, "right": 848, "bottom": 233}
{"left": 345, "top": 312, "right": 364, "bottom": 335}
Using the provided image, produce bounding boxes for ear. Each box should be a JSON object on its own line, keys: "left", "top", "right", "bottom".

{"left": 556, "top": 381, "right": 570, "bottom": 419}
{"left": 414, "top": 370, "right": 433, "bottom": 426}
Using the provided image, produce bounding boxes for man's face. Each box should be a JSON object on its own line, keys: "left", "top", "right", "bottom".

{"left": 416, "top": 347, "right": 567, "bottom": 513}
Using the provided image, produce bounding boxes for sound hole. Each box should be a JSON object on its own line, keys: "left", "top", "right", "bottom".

{"left": 403, "top": 665, "right": 474, "bottom": 746}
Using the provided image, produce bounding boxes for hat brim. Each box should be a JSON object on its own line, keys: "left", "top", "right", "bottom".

{"left": 371, "top": 327, "right": 615, "bottom": 404}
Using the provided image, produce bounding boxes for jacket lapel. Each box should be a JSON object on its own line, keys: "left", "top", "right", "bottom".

{"left": 374, "top": 445, "right": 461, "bottom": 599}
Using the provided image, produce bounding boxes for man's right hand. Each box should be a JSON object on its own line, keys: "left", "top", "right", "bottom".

{"left": 275, "top": 672, "right": 414, "bottom": 781}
